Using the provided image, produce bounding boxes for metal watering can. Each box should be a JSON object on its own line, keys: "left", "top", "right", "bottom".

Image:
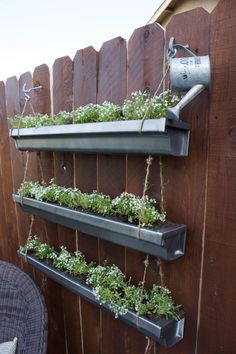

{"left": 167, "top": 37, "right": 211, "bottom": 120}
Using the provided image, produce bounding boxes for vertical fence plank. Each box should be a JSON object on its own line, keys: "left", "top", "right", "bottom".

{"left": 53, "top": 55, "right": 82, "bottom": 354}
{"left": 164, "top": 8, "right": 210, "bottom": 354}
{"left": 127, "top": 23, "right": 164, "bottom": 96}
{"left": 97, "top": 36, "right": 127, "bottom": 354}
{"left": 30, "top": 63, "right": 67, "bottom": 354}
{"left": 5, "top": 76, "right": 34, "bottom": 274}
{"left": 126, "top": 23, "right": 165, "bottom": 353}
{"left": 0, "top": 81, "right": 19, "bottom": 263}
{"left": 73, "top": 46, "right": 98, "bottom": 107}
{"left": 198, "top": 1, "right": 236, "bottom": 353}
{"left": 73, "top": 46, "right": 101, "bottom": 354}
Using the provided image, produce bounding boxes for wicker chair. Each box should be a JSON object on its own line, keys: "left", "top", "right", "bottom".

{"left": 0, "top": 261, "right": 48, "bottom": 354}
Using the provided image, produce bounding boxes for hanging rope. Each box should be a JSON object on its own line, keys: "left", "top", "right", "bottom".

{"left": 144, "top": 337, "right": 155, "bottom": 354}
{"left": 136, "top": 155, "right": 153, "bottom": 239}
{"left": 17, "top": 89, "right": 37, "bottom": 137}
{"left": 20, "top": 150, "right": 31, "bottom": 206}
{"left": 37, "top": 152, "right": 45, "bottom": 184}
{"left": 156, "top": 257, "right": 164, "bottom": 287}
{"left": 139, "top": 64, "right": 170, "bottom": 133}
{"left": 136, "top": 254, "right": 150, "bottom": 327}
{"left": 159, "top": 156, "right": 165, "bottom": 214}
{"left": 24, "top": 214, "right": 35, "bottom": 262}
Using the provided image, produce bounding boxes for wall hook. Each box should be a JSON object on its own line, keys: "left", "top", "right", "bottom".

{"left": 22, "top": 83, "right": 42, "bottom": 101}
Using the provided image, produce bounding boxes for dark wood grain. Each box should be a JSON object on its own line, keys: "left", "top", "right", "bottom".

{"left": 5, "top": 75, "right": 34, "bottom": 274}
{"left": 73, "top": 45, "right": 101, "bottom": 354}
{"left": 127, "top": 23, "right": 164, "bottom": 97}
{"left": 53, "top": 56, "right": 73, "bottom": 114}
{"left": 126, "top": 23, "right": 165, "bottom": 353}
{"left": 29, "top": 64, "right": 67, "bottom": 354}
{"left": 97, "top": 37, "right": 127, "bottom": 105}
{"left": 53, "top": 55, "right": 83, "bottom": 354}
{"left": 163, "top": 8, "right": 210, "bottom": 354}
{"left": 97, "top": 36, "right": 127, "bottom": 354}
{"left": 73, "top": 46, "right": 98, "bottom": 107}
{"left": 198, "top": 1, "right": 236, "bottom": 353}
{"left": 0, "top": 81, "right": 19, "bottom": 263}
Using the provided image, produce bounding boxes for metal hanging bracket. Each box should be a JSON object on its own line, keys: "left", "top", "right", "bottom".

{"left": 23, "top": 83, "right": 42, "bottom": 101}
{"left": 167, "top": 37, "right": 197, "bottom": 59}
{"left": 167, "top": 37, "right": 211, "bottom": 120}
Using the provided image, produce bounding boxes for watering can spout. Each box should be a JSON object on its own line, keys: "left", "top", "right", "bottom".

{"left": 167, "top": 84, "right": 205, "bottom": 120}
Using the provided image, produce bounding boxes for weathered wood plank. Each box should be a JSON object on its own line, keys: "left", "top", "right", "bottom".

{"left": 126, "top": 23, "right": 165, "bottom": 353}
{"left": 73, "top": 46, "right": 98, "bottom": 107}
{"left": 164, "top": 8, "right": 210, "bottom": 354}
{"left": 127, "top": 23, "right": 164, "bottom": 97}
{"left": 97, "top": 36, "right": 127, "bottom": 354}
{"left": 0, "top": 81, "right": 18, "bottom": 263}
{"left": 73, "top": 46, "right": 101, "bottom": 354}
{"left": 198, "top": 1, "right": 236, "bottom": 353}
{"left": 53, "top": 55, "right": 82, "bottom": 354}
{"left": 5, "top": 75, "right": 33, "bottom": 273}
{"left": 30, "top": 63, "right": 67, "bottom": 354}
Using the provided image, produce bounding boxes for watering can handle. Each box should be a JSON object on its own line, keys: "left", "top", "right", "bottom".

{"left": 168, "top": 37, "right": 197, "bottom": 59}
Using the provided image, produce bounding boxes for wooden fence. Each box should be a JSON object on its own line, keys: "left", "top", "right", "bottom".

{"left": 0, "top": 0, "right": 235, "bottom": 353}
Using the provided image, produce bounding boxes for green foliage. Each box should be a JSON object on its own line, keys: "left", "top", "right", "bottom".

{"left": 122, "top": 90, "right": 181, "bottom": 119}
{"left": 98, "top": 102, "right": 122, "bottom": 122}
{"left": 9, "top": 90, "right": 181, "bottom": 128}
{"left": 21, "top": 238, "right": 180, "bottom": 320}
{"left": 147, "top": 285, "right": 180, "bottom": 321}
{"left": 72, "top": 104, "right": 100, "bottom": 124}
{"left": 9, "top": 112, "right": 71, "bottom": 129}
{"left": 18, "top": 181, "right": 166, "bottom": 226}
{"left": 112, "top": 192, "right": 165, "bottom": 226}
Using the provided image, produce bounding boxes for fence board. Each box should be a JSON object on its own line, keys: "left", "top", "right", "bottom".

{"left": 73, "top": 46, "right": 98, "bottom": 107}
{"left": 53, "top": 55, "right": 82, "bottom": 354}
{"left": 198, "top": 1, "right": 236, "bottom": 353}
{"left": 164, "top": 8, "right": 210, "bottom": 354}
{"left": 73, "top": 46, "right": 101, "bottom": 354}
{"left": 126, "top": 23, "right": 165, "bottom": 353}
{"left": 29, "top": 63, "right": 67, "bottom": 354}
{"left": 97, "top": 36, "right": 127, "bottom": 354}
{"left": 0, "top": 81, "right": 18, "bottom": 263}
{"left": 5, "top": 75, "right": 34, "bottom": 274}
{"left": 127, "top": 23, "right": 164, "bottom": 97}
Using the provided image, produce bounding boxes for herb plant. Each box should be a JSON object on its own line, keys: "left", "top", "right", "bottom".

{"left": 9, "top": 90, "right": 181, "bottom": 128}
{"left": 21, "top": 237, "right": 180, "bottom": 320}
{"left": 18, "top": 180, "right": 166, "bottom": 226}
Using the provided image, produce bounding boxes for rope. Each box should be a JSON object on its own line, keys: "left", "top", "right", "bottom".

{"left": 37, "top": 152, "right": 45, "bottom": 184}
{"left": 156, "top": 257, "right": 164, "bottom": 287}
{"left": 144, "top": 337, "right": 154, "bottom": 354}
{"left": 20, "top": 151, "right": 31, "bottom": 205}
{"left": 136, "top": 254, "right": 149, "bottom": 326}
{"left": 17, "top": 96, "right": 36, "bottom": 136}
{"left": 24, "top": 214, "right": 35, "bottom": 262}
{"left": 136, "top": 155, "right": 153, "bottom": 239}
{"left": 139, "top": 64, "right": 170, "bottom": 133}
{"left": 159, "top": 156, "right": 165, "bottom": 214}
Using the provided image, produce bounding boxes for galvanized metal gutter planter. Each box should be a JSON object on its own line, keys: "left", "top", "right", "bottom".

{"left": 10, "top": 118, "right": 190, "bottom": 156}
{"left": 13, "top": 194, "right": 186, "bottom": 261}
{"left": 18, "top": 250, "right": 185, "bottom": 347}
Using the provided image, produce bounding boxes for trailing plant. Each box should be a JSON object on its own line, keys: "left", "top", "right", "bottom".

{"left": 20, "top": 237, "right": 180, "bottom": 320}
{"left": 122, "top": 90, "right": 180, "bottom": 119}
{"left": 18, "top": 180, "right": 166, "bottom": 226}
{"left": 9, "top": 112, "right": 71, "bottom": 129}
{"left": 9, "top": 90, "right": 181, "bottom": 128}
